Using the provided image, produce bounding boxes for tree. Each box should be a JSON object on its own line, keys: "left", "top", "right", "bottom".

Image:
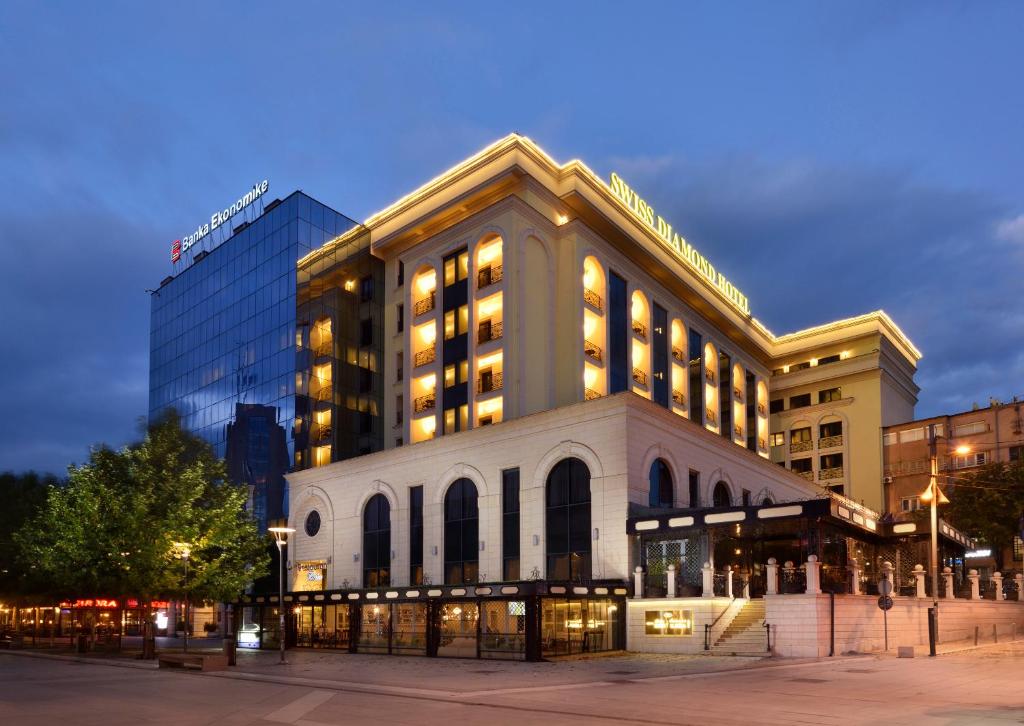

{"left": 15, "top": 411, "right": 269, "bottom": 609}
{"left": 0, "top": 471, "right": 58, "bottom": 601}
{"left": 945, "top": 461, "right": 1024, "bottom": 571}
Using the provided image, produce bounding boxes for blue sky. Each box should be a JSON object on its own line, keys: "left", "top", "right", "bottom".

{"left": 1, "top": 2, "right": 1022, "bottom": 474}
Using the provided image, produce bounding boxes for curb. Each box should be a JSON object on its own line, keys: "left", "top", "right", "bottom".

{"left": 0, "top": 649, "right": 158, "bottom": 670}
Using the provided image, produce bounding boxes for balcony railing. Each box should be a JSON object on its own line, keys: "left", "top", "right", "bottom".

{"left": 476, "top": 371, "right": 503, "bottom": 394}
{"left": 820, "top": 466, "right": 844, "bottom": 481}
{"left": 734, "top": 386, "right": 743, "bottom": 400}
{"left": 631, "top": 319, "right": 647, "bottom": 339}
{"left": 585, "top": 387, "right": 601, "bottom": 401}
{"left": 313, "top": 342, "right": 333, "bottom": 358}
{"left": 583, "top": 288, "right": 603, "bottom": 310}
{"left": 672, "top": 389, "right": 685, "bottom": 406}
{"left": 632, "top": 367, "right": 648, "bottom": 386}
{"left": 705, "top": 368, "right": 716, "bottom": 384}
{"left": 413, "top": 393, "right": 436, "bottom": 413}
{"left": 477, "top": 264, "right": 503, "bottom": 289}
{"left": 790, "top": 440, "right": 812, "bottom": 453}
{"left": 477, "top": 319, "right": 503, "bottom": 344}
{"left": 672, "top": 346, "right": 685, "bottom": 362}
{"left": 758, "top": 437, "right": 767, "bottom": 451}
{"left": 314, "top": 386, "right": 333, "bottom": 402}
{"left": 705, "top": 409, "right": 717, "bottom": 425}
{"left": 315, "top": 424, "right": 332, "bottom": 441}
{"left": 414, "top": 346, "right": 436, "bottom": 367}
{"left": 757, "top": 403, "right": 767, "bottom": 416}
{"left": 795, "top": 470, "right": 814, "bottom": 481}
{"left": 413, "top": 292, "right": 436, "bottom": 317}
{"left": 584, "top": 339, "right": 603, "bottom": 362}
{"left": 734, "top": 425, "right": 743, "bottom": 437}
{"left": 818, "top": 434, "right": 844, "bottom": 449}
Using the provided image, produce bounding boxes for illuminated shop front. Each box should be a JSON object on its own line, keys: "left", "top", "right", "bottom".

{"left": 239, "top": 580, "right": 626, "bottom": 661}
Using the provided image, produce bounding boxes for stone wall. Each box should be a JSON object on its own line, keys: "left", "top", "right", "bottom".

{"left": 626, "top": 597, "right": 743, "bottom": 654}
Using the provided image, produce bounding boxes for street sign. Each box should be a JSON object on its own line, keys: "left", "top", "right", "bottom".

{"left": 877, "top": 595, "right": 894, "bottom": 611}
{"left": 878, "top": 579, "right": 893, "bottom": 596}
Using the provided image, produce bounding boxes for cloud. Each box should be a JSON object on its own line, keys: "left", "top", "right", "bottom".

{"left": 608, "top": 153, "right": 1024, "bottom": 417}
{"left": 995, "top": 214, "right": 1024, "bottom": 245}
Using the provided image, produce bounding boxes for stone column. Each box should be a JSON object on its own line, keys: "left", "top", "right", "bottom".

{"left": 992, "top": 572, "right": 1004, "bottom": 601}
{"left": 702, "top": 562, "right": 714, "bottom": 599}
{"left": 913, "top": 564, "right": 926, "bottom": 598}
{"left": 766, "top": 558, "right": 779, "bottom": 595}
{"left": 1015, "top": 574, "right": 1023, "bottom": 601}
{"left": 968, "top": 569, "right": 981, "bottom": 600}
{"left": 725, "top": 566, "right": 734, "bottom": 598}
{"left": 805, "top": 555, "right": 821, "bottom": 594}
{"left": 667, "top": 564, "right": 677, "bottom": 598}
{"left": 881, "top": 561, "right": 895, "bottom": 596}
{"left": 634, "top": 566, "right": 644, "bottom": 599}
{"left": 850, "top": 560, "right": 862, "bottom": 595}
{"left": 943, "top": 567, "right": 955, "bottom": 600}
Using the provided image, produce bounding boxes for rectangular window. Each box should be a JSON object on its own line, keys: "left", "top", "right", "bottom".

{"left": 818, "top": 387, "right": 841, "bottom": 404}
{"left": 819, "top": 421, "right": 842, "bottom": 438}
{"left": 609, "top": 272, "right": 629, "bottom": 394}
{"left": 410, "top": 486, "right": 423, "bottom": 585}
{"left": 397, "top": 304, "right": 404, "bottom": 333}
{"left": 741, "top": 489, "right": 750, "bottom": 506}
{"left": 820, "top": 453, "right": 843, "bottom": 470}
{"left": 443, "top": 250, "right": 469, "bottom": 286}
{"left": 360, "top": 275, "right": 374, "bottom": 302}
{"left": 769, "top": 432, "right": 785, "bottom": 447}
{"left": 818, "top": 354, "right": 841, "bottom": 366}
{"left": 688, "top": 470, "right": 700, "bottom": 507}
{"left": 396, "top": 352, "right": 403, "bottom": 382}
{"left": 360, "top": 318, "right": 373, "bottom": 347}
{"left": 954, "top": 452, "right": 987, "bottom": 468}
{"left": 1010, "top": 446, "right": 1023, "bottom": 462}
{"left": 444, "top": 305, "right": 468, "bottom": 340}
{"left": 883, "top": 432, "right": 897, "bottom": 446}
{"left": 395, "top": 395, "right": 403, "bottom": 426}
{"left": 502, "top": 469, "right": 520, "bottom": 581}
{"left": 444, "top": 404, "right": 469, "bottom": 435}
{"left": 790, "top": 426, "right": 812, "bottom": 443}
{"left": 790, "top": 458, "right": 812, "bottom": 474}
{"left": 397, "top": 260, "right": 404, "bottom": 287}
{"left": 789, "top": 393, "right": 811, "bottom": 409}
{"left": 769, "top": 399, "right": 784, "bottom": 414}
{"left": 901, "top": 496, "right": 922, "bottom": 512}
{"left": 1014, "top": 536, "right": 1023, "bottom": 560}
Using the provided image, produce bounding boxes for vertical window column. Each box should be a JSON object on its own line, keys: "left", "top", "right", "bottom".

{"left": 502, "top": 469, "right": 520, "bottom": 581}
{"left": 409, "top": 486, "right": 423, "bottom": 585}
{"left": 651, "top": 304, "right": 668, "bottom": 408}
{"left": 608, "top": 272, "right": 628, "bottom": 394}
{"left": 688, "top": 329, "right": 703, "bottom": 422}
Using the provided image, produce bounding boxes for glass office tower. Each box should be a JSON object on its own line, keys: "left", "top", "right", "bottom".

{"left": 149, "top": 192, "right": 381, "bottom": 531}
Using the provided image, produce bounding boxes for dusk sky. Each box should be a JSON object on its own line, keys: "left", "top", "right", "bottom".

{"left": 1, "top": 2, "right": 1022, "bottom": 475}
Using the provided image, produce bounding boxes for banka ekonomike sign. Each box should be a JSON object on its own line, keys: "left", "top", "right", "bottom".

{"left": 608, "top": 172, "right": 750, "bottom": 314}
{"left": 171, "top": 179, "right": 269, "bottom": 263}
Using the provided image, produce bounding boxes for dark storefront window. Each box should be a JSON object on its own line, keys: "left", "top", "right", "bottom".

{"left": 546, "top": 458, "right": 591, "bottom": 581}
{"left": 502, "top": 469, "right": 520, "bottom": 580}
{"left": 363, "top": 494, "right": 391, "bottom": 587}
{"left": 444, "top": 478, "right": 479, "bottom": 584}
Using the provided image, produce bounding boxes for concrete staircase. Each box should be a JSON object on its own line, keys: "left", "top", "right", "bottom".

{"left": 711, "top": 599, "right": 769, "bottom": 656}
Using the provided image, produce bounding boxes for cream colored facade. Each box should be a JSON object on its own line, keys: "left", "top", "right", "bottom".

{"left": 290, "top": 134, "right": 922, "bottom": 580}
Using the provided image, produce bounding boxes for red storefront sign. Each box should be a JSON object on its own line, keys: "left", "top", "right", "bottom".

{"left": 58, "top": 598, "right": 170, "bottom": 609}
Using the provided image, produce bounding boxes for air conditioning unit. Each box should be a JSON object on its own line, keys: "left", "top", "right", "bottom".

{"left": 883, "top": 476, "right": 894, "bottom": 484}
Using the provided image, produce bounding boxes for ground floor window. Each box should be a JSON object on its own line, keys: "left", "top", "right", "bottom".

{"left": 541, "top": 597, "right": 621, "bottom": 657}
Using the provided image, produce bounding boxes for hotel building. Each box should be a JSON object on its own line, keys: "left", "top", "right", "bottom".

{"left": 225, "top": 135, "right": 987, "bottom": 659}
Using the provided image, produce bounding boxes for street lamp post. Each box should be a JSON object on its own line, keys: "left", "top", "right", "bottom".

{"left": 173, "top": 542, "right": 192, "bottom": 653}
{"left": 268, "top": 527, "right": 295, "bottom": 665}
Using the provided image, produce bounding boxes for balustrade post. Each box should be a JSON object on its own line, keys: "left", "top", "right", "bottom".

{"left": 943, "top": 567, "right": 955, "bottom": 600}
{"left": 634, "top": 566, "right": 644, "bottom": 599}
{"left": 881, "top": 561, "right": 895, "bottom": 596}
{"left": 702, "top": 562, "right": 714, "bottom": 599}
{"left": 765, "top": 558, "right": 779, "bottom": 595}
{"left": 992, "top": 572, "right": 1004, "bottom": 601}
{"left": 1015, "top": 574, "right": 1023, "bottom": 601}
{"left": 667, "top": 564, "right": 677, "bottom": 598}
{"left": 805, "top": 555, "right": 821, "bottom": 594}
{"left": 725, "top": 566, "right": 734, "bottom": 598}
{"left": 850, "top": 559, "right": 862, "bottom": 595}
{"left": 913, "top": 564, "right": 926, "bottom": 598}
{"left": 968, "top": 569, "right": 981, "bottom": 600}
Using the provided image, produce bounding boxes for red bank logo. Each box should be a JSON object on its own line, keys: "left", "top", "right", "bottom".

{"left": 171, "top": 239, "right": 182, "bottom": 263}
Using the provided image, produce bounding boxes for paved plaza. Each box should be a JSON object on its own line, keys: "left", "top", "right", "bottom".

{"left": 1, "top": 643, "right": 1022, "bottom": 724}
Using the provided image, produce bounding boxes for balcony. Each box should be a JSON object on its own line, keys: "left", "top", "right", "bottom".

{"left": 413, "top": 292, "right": 435, "bottom": 317}
{"left": 758, "top": 438, "right": 767, "bottom": 451}
{"left": 313, "top": 342, "right": 333, "bottom": 358}
{"left": 413, "top": 393, "right": 436, "bottom": 413}
{"left": 477, "top": 319, "right": 503, "bottom": 345}
{"left": 796, "top": 470, "right": 814, "bottom": 481}
{"left": 672, "top": 346, "right": 685, "bottom": 362}
{"left": 705, "top": 409, "right": 717, "bottom": 425}
{"left": 585, "top": 387, "right": 601, "bottom": 401}
{"left": 790, "top": 440, "right": 812, "bottom": 454}
{"left": 476, "top": 371, "right": 503, "bottom": 394}
{"left": 818, "top": 434, "right": 844, "bottom": 449}
{"left": 757, "top": 403, "right": 767, "bottom": 416}
{"left": 631, "top": 319, "right": 647, "bottom": 339}
{"left": 414, "top": 346, "right": 436, "bottom": 367}
{"left": 314, "top": 386, "right": 333, "bottom": 402}
{"left": 672, "top": 389, "right": 685, "bottom": 406}
{"left": 584, "top": 339, "right": 603, "bottom": 362}
{"left": 733, "top": 386, "right": 743, "bottom": 400}
{"left": 820, "top": 467, "right": 844, "bottom": 481}
{"left": 315, "top": 424, "right": 332, "bottom": 442}
{"left": 477, "top": 264, "right": 503, "bottom": 290}
{"left": 734, "top": 424, "right": 743, "bottom": 437}
{"left": 705, "top": 368, "right": 716, "bottom": 384}
{"left": 583, "top": 288, "right": 603, "bottom": 310}
{"left": 632, "top": 367, "right": 648, "bottom": 386}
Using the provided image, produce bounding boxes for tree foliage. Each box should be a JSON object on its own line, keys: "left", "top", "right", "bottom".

{"left": 946, "top": 462, "right": 1024, "bottom": 571}
{"left": 0, "top": 471, "right": 58, "bottom": 600}
{"left": 15, "top": 411, "right": 269, "bottom": 603}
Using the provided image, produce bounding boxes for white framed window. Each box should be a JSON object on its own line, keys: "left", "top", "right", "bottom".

{"left": 954, "top": 452, "right": 987, "bottom": 469}
{"left": 953, "top": 421, "right": 987, "bottom": 437}
{"left": 900, "top": 496, "right": 922, "bottom": 512}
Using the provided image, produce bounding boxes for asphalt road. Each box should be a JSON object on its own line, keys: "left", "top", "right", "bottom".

{"left": 1, "top": 643, "right": 1022, "bottom": 725}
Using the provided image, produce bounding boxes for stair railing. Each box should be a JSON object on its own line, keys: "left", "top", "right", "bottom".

{"left": 704, "top": 598, "right": 744, "bottom": 651}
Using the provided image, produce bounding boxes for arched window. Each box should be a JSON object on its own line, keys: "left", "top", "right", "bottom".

{"left": 546, "top": 458, "right": 592, "bottom": 581}
{"left": 363, "top": 494, "right": 391, "bottom": 587}
{"left": 648, "top": 459, "right": 673, "bottom": 508}
{"left": 444, "top": 478, "right": 479, "bottom": 584}
{"left": 712, "top": 481, "right": 732, "bottom": 508}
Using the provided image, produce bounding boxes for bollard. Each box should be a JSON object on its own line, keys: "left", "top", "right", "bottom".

{"left": 974, "top": 625, "right": 979, "bottom": 646}
{"left": 766, "top": 558, "right": 779, "bottom": 595}
{"left": 726, "top": 566, "right": 734, "bottom": 599}
{"left": 667, "top": 564, "right": 677, "bottom": 598}
{"left": 927, "top": 607, "right": 937, "bottom": 657}
{"left": 993, "top": 624, "right": 998, "bottom": 643}
{"left": 992, "top": 572, "right": 1004, "bottom": 601}
{"left": 968, "top": 569, "right": 981, "bottom": 600}
{"left": 634, "top": 566, "right": 644, "bottom": 599}
{"left": 914, "top": 564, "right": 926, "bottom": 598}
{"left": 943, "top": 567, "right": 955, "bottom": 600}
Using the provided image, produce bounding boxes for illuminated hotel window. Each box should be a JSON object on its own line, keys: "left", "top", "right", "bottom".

{"left": 790, "top": 393, "right": 811, "bottom": 409}
{"left": 313, "top": 445, "right": 331, "bottom": 468}
{"left": 444, "top": 250, "right": 469, "bottom": 286}
{"left": 769, "top": 432, "right": 785, "bottom": 447}
{"left": 818, "top": 387, "right": 841, "bottom": 403}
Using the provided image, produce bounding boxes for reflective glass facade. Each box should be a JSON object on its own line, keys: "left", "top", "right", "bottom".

{"left": 149, "top": 192, "right": 369, "bottom": 530}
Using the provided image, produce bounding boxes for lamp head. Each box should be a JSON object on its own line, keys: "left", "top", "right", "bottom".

{"left": 268, "top": 526, "right": 296, "bottom": 545}
{"left": 954, "top": 444, "right": 971, "bottom": 456}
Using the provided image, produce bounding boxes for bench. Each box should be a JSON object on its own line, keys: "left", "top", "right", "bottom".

{"left": 157, "top": 653, "right": 229, "bottom": 672}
